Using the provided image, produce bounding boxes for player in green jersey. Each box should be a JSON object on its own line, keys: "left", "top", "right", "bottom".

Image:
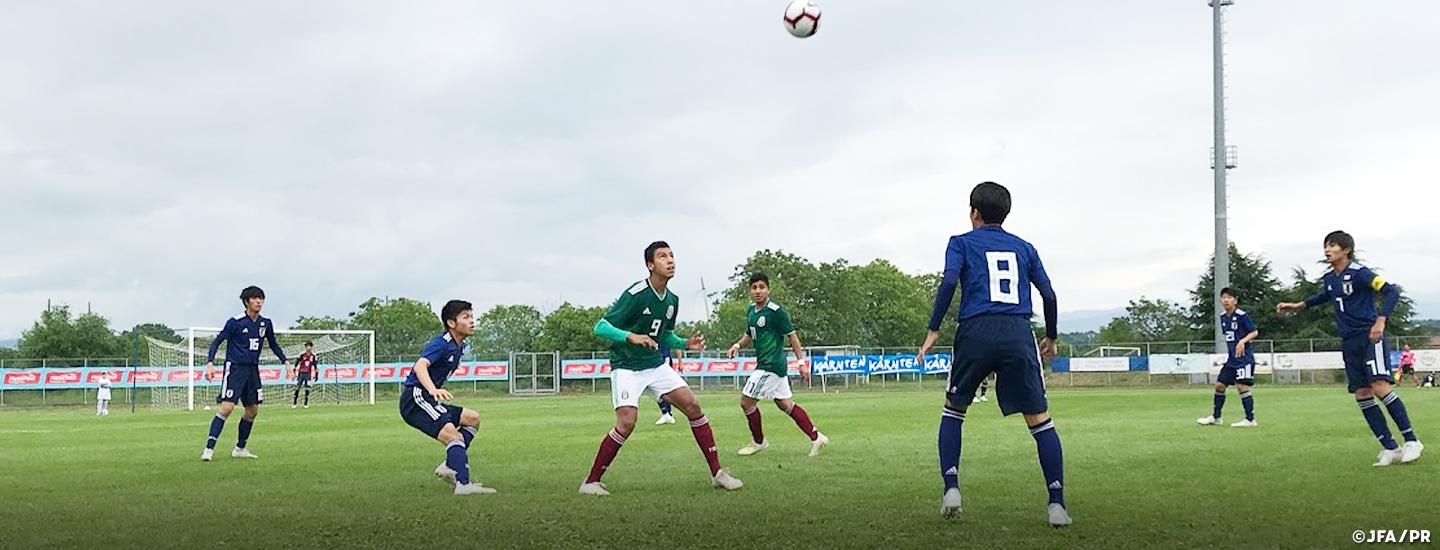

{"left": 727, "top": 272, "right": 828, "bottom": 457}
{"left": 578, "top": 241, "right": 744, "bottom": 495}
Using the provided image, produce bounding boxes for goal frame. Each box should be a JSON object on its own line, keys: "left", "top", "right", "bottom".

{"left": 185, "top": 327, "right": 376, "bottom": 410}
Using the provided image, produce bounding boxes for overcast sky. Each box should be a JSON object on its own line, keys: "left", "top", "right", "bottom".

{"left": 1, "top": 1, "right": 1437, "bottom": 340}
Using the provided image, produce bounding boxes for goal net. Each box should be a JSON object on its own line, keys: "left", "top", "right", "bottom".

{"left": 146, "top": 328, "right": 375, "bottom": 410}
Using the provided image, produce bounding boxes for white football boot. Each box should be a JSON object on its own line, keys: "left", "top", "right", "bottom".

{"left": 1401, "top": 441, "right": 1424, "bottom": 463}
{"left": 808, "top": 432, "right": 830, "bottom": 457}
{"left": 1048, "top": 503, "right": 1073, "bottom": 527}
{"left": 435, "top": 463, "right": 458, "bottom": 488}
{"left": 1196, "top": 416, "right": 1221, "bottom": 426}
{"left": 200, "top": 448, "right": 214, "bottom": 462}
{"left": 578, "top": 482, "right": 610, "bottom": 496}
{"left": 940, "top": 488, "right": 962, "bottom": 518}
{"left": 712, "top": 469, "right": 744, "bottom": 490}
{"left": 231, "top": 447, "right": 259, "bottom": 459}
{"left": 1373, "top": 448, "right": 1404, "bottom": 467}
{"left": 454, "top": 482, "right": 497, "bottom": 495}
{"left": 1230, "top": 419, "right": 1257, "bottom": 427}
{"left": 737, "top": 439, "right": 769, "bottom": 456}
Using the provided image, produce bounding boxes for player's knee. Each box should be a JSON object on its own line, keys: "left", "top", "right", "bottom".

{"left": 1023, "top": 412, "right": 1051, "bottom": 426}
{"left": 1355, "top": 387, "right": 1374, "bottom": 399}
{"left": 460, "top": 409, "right": 481, "bottom": 427}
{"left": 1214, "top": 383, "right": 1226, "bottom": 392}
{"left": 944, "top": 397, "right": 968, "bottom": 412}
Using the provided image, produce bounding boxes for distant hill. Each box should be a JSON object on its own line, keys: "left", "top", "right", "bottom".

{"left": 1058, "top": 308, "right": 1126, "bottom": 333}
{"left": 0, "top": 339, "right": 17, "bottom": 350}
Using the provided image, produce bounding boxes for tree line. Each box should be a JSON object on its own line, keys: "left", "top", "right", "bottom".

{"left": 2, "top": 246, "right": 1433, "bottom": 366}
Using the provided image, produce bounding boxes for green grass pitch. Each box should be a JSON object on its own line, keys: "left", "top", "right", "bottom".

{"left": 1, "top": 386, "right": 1435, "bottom": 549}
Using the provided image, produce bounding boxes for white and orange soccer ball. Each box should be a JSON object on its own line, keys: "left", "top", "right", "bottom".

{"left": 783, "top": 0, "right": 821, "bottom": 38}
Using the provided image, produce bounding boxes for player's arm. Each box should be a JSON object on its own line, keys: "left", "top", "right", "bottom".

{"left": 787, "top": 332, "right": 810, "bottom": 382}
{"left": 921, "top": 238, "right": 965, "bottom": 359}
{"left": 1279, "top": 291, "right": 1327, "bottom": 312}
{"left": 265, "top": 325, "right": 289, "bottom": 367}
{"left": 410, "top": 357, "right": 450, "bottom": 400}
{"left": 728, "top": 334, "right": 753, "bottom": 359}
{"left": 1029, "top": 246, "right": 1059, "bottom": 360}
{"left": 204, "top": 320, "right": 233, "bottom": 379}
{"left": 1235, "top": 326, "right": 1259, "bottom": 357}
{"left": 1365, "top": 270, "right": 1401, "bottom": 342}
{"left": 594, "top": 291, "right": 656, "bottom": 348}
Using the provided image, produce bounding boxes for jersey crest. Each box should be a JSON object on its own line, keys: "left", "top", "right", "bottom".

{"left": 666, "top": 305, "right": 675, "bottom": 319}
{"left": 757, "top": 316, "right": 767, "bottom": 328}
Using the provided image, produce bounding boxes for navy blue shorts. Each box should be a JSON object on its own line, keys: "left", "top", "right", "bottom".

{"left": 295, "top": 372, "right": 313, "bottom": 388}
{"left": 1217, "top": 363, "right": 1255, "bottom": 386}
{"left": 1342, "top": 335, "right": 1394, "bottom": 393}
{"left": 218, "top": 363, "right": 263, "bottom": 406}
{"left": 946, "top": 315, "right": 1047, "bottom": 416}
{"left": 399, "top": 386, "right": 463, "bottom": 439}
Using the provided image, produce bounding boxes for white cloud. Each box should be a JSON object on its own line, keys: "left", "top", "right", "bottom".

{"left": 1, "top": 0, "right": 1437, "bottom": 340}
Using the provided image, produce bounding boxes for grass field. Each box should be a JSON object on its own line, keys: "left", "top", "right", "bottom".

{"left": 1, "top": 385, "right": 1436, "bottom": 549}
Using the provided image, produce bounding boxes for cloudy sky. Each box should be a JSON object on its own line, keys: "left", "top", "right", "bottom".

{"left": 1, "top": 1, "right": 1437, "bottom": 340}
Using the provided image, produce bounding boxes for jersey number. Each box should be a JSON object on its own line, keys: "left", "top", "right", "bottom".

{"left": 1367, "top": 359, "right": 1387, "bottom": 377}
{"left": 1335, "top": 297, "right": 1345, "bottom": 313}
{"left": 985, "top": 251, "right": 1020, "bottom": 304}
{"left": 248, "top": 338, "right": 260, "bottom": 351}
{"left": 648, "top": 319, "right": 662, "bottom": 337}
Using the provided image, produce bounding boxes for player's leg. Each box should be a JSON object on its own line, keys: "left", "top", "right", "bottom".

{"left": 663, "top": 385, "right": 741, "bottom": 489}
{"left": 738, "top": 372, "right": 769, "bottom": 454}
{"left": 97, "top": 397, "right": 104, "bottom": 415}
{"left": 438, "top": 406, "right": 494, "bottom": 494}
{"left": 770, "top": 374, "right": 827, "bottom": 456}
{"left": 655, "top": 396, "right": 674, "bottom": 424}
{"left": 581, "top": 369, "right": 642, "bottom": 494}
{"left": 303, "top": 377, "right": 311, "bottom": 407}
{"left": 292, "top": 382, "right": 300, "bottom": 407}
{"left": 1368, "top": 339, "right": 1422, "bottom": 462}
{"left": 995, "top": 324, "right": 1068, "bottom": 527}
{"left": 976, "top": 377, "right": 989, "bottom": 403}
{"left": 203, "top": 365, "right": 240, "bottom": 460}
{"left": 939, "top": 323, "right": 990, "bottom": 518}
{"left": 1200, "top": 370, "right": 1232, "bottom": 425}
{"left": 1347, "top": 338, "right": 1402, "bottom": 465}
{"left": 1233, "top": 381, "right": 1256, "bottom": 426}
{"left": 233, "top": 371, "right": 261, "bottom": 457}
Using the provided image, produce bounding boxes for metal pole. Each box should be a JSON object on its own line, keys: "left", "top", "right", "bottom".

{"left": 1210, "top": 0, "right": 1235, "bottom": 354}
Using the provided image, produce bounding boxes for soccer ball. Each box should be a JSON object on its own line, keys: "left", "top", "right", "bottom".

{"left": 783, "top": 0, "right": 821, "bottom": 38}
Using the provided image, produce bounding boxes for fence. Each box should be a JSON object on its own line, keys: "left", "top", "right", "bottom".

{"left": 3, "top": 340, "right": 1438, "bottom": 408}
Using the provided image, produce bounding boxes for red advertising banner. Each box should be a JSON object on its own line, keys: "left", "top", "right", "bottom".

{"left": 676, "top": 359, "right": 704, "bottom": 374}
{"left": 45, "top": 370, "right": 83, "bottom": 385}
{"left": 452, "top": 365, "right": 470, "bottom": 377}
{"left": 564, "top": 362, "right": 598, "bottom": 376}
{"left": 129, "top": 370, "right": 162, "bottom": 383}
{"left": 400, "top": 367, "right": 413, "bottom": 379}
{"left": 324, "top": 367, "right": 358, "bottom": 380}
{"left": 471, "top": 364, "right": 507, "bottom": 377}
{"left": 87, "top": 370, "right": 123, "bottom": 383}
{"left": 4, "top": 371, "right": 41, "bottom": 386}
{"left": 364, "top": 366, "right": 395, "bottom": 379}
{"left": 259, "top": 368, "right": 283, "bottom": 381}
{"left": 708, "top": 360, "right": 739, "bottom": 373}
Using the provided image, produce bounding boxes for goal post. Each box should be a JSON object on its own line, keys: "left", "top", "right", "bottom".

{"left": 146, "top": 328, "right": 375, "bottom": 410}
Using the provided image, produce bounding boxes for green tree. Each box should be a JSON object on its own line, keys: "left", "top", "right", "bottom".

{"left": 1187, "top": 244, "right": 1287, "bottom": 341}
{"left": 343, "top": 297, "right": 441, "bottom": 360}
{"left": 17, "top": 306, "right": 126, "bottom": 365}
{"left": 473, "top": 305, "right": 543, "bottom": 357}
{"left": 534, "top": 303, "right": 608, "bottom": 354}
{"left": 116, "top": 323, "right": 181, "bottom": 366}
{"left": 292, "top": 316, "right": 348, "bottom": 330}
{"left": 1097, "top": 298, "right": 1193, "bottom": 344}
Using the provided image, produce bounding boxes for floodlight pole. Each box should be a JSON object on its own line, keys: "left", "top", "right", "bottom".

{"left": 1210, "top": 0, "right": 1237, "bottom": 354}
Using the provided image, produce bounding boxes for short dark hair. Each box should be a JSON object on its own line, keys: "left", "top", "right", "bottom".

{"left": 304, "top": 341, "right": 313, "bottom": 347}
{"left": 440, "top": 300, "right": 472, "bottom": 328}
{"left": 644, "top": 241, "right": 671, "bottom": 264}
{"left": 970, "top": 182, "right": 1012, "bottom": 224}
{"left": 1324, "top": 230, "right": 1355, "bottom": 259}
{"left": 240, "top": 286, "right": 265, "bottom": 301}
{"left": 1220, "top": 287, "right": 1239, "bottom": 299}
{"left": 748, "top": 272, "right": 770, "bottom": 287}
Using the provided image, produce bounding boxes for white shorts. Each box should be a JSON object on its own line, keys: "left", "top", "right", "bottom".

{"left": 612, "top": 364, "right": 688, "bottom": 409}
{"left": 741, "top": 370, "right": 793, "bottom": 401}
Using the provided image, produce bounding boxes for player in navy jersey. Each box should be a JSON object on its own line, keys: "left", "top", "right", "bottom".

{"left": 200, "top": 286, "right": 290, "bottom": 461}
{"left": 1197, "top": 288, "right": 1259, "bottom": 427}
{"left": 399, "top": 300, "right": 496, "bottom": 495}
{"left": 1277, "top": 231, "right": 1423, "bottom": 466}
{"left": 918, "top": 182, "right": 1070, "bottom": 527}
